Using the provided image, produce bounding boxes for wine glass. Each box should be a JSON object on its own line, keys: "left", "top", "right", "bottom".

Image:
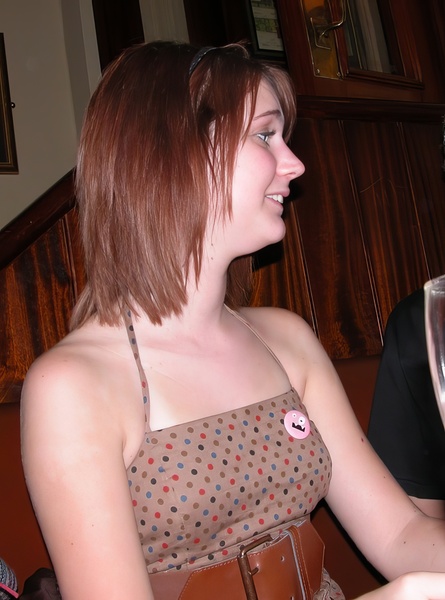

{"left": 424, "top": 274, "right": 445, "bottom": 428}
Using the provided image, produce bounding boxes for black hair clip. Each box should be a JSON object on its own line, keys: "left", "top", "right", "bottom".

{"left": 189, "top": 46, "right": 217, "bottom": 75}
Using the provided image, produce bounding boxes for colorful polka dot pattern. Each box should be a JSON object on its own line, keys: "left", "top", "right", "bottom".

{"left": 127, "top": 391, "right": 332, "bottom": 571}
{"left": 124, "top": 309, "right": 344, "bottom": 598}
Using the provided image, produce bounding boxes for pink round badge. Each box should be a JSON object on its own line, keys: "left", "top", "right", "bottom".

{"left": 284, "top": 410, "right": 310, "bottom": 439}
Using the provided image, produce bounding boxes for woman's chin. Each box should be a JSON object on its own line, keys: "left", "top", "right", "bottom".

{"left": 251, "top": 229, "right": 287, "bottom": 255}
{"left": 266, "top": 224, "right": 287, "bottom": 246}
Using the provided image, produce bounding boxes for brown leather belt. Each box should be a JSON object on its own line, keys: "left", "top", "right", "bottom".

{"left": 149, "top": 517, "right": 325, "bottom": 600}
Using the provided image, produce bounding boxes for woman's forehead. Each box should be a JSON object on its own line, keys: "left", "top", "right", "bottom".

{"left": 249, "top": 82, "right": 283, "bottom": 122}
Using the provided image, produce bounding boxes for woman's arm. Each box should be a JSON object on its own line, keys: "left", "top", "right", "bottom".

{"left": 301, "top": 342, "right": 445, "bottom": 579}
{"left": 287, "top": 314, "right": 445, "bottom": 578}
{"left": 355, "top": 572, "right": 445, "bottom": 600}
{"left": 243, "top": 307, "right": 445, "bottom": 580}
{"left": 21, "top": 348, "right": 154, "bottom": 600}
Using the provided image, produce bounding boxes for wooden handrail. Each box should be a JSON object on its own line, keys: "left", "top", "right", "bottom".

{"left": 0, "top": 170, "right": 75, "bottom": 271}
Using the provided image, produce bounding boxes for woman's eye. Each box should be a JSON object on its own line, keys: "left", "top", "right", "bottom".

{"left": 257, "top": 131, "right": 274, "bottom": 145}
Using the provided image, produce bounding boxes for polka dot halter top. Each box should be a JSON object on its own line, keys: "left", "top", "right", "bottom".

{"left": 124, "top": 308, "right": 333, "bottom": 575}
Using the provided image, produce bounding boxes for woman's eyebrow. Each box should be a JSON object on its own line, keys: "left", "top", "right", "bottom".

{"left": 253, "top": 109, "right": 283, "bottom": 121}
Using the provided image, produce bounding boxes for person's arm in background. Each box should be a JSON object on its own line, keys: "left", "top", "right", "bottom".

{"left": 368, "top": 288, "right": 445, "bottom": 519}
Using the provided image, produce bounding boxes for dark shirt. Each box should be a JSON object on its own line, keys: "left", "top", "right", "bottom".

{"left": 368, "top": 288, "right": 445, "bottom": 499}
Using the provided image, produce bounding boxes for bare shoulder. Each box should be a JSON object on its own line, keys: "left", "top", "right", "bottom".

{"left": 238, "top": 306, "right": 320, "bottom": 353}
{"left": 237, "top": 306, "right": 331, "bottom": 384}
{"left": 21, "top": 321, "right": 146, "bottom": 482}
{"left": 22, "top": 327, "right": 108, "bottom": 410}
{"left": 22, "top": 332, "right": 104, "bottom": 460}
{"left": 21, "top": 321, "right": 138, "bottom": 450}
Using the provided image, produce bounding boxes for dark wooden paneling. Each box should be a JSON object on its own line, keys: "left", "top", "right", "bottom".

{"left": 251, "top": 205, "right": 314, "bottom": 326}
{"left": 0, "top": 173, "right": 84, "bottom": 404}
{"left": 92, "top": 0, "right": 144, "bottom": 70}
{"left": 294, "top": 118, "right": 382, "bottom": 357}
{"left": 0, "top": 212, "right": 83, "bottom": 403}
{"left": 344, "top": 120, "right": 430, "bottom": 316}
{"left": 183, "top": 0, "right": 228, "bottom": 47}
{"left": 403, "top": 121, "right": 445, "bottom": 278}
{"left": 297, "top": 97, "right": 445, "bottom": 122}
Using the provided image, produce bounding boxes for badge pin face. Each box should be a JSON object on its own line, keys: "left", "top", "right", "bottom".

{"left": 284, "top": 410, "right": 310, "bottom": 439}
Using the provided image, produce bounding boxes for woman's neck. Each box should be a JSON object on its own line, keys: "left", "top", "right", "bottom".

{"left": 128, "top": 264, "right": 230, "bottom": 345}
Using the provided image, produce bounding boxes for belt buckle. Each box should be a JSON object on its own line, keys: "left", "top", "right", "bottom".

{"left": 236, "top": 534, "right": 273, "bottom": 600}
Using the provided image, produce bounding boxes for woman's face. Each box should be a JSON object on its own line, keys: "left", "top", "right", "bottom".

{"left": 211, "top": 81, "right": 305, "bottom": 261}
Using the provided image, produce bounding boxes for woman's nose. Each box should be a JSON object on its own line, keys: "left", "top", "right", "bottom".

{"left": 278, "top": 144, "right": 305, "bottom": 180}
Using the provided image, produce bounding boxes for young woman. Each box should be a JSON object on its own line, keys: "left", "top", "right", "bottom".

{"left": 21, "top": 41, "right": 445, "bottom": 600}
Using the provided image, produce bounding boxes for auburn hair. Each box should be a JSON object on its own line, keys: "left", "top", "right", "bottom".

{"left": 71, "top": 41, "right": 297, "bottom": 328}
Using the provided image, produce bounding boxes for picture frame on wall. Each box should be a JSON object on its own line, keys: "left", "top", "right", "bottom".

{"left": 246, "top": 0, "right": 285, "bottom": 61}
{"left": 0, "top": 33, "right": 18, "bottom": 174}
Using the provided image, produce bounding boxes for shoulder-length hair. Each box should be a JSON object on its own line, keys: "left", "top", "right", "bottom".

{"left": 71, "top": 41, "right": 297, "bottom": 329}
